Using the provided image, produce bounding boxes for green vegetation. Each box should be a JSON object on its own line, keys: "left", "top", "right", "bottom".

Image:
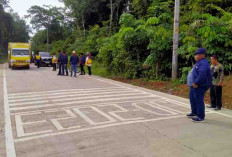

{"left": 0, "top": 1, "right": 30, "bottom": 60}
{"left": 29, "top": 0, "right": 232, "bottom": 82}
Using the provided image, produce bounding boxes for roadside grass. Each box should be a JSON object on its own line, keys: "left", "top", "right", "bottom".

{"left": 0, "top": 55, "right": 7, "bottom": 64}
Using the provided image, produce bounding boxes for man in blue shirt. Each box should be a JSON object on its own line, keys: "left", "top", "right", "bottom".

{"left": 61, "top": 51, "right": 69, "bottom": 76}
{"left": 187, "top": 48, "right": 212, "bottom": 122}
{"left": 70, "top": 51, "right": 79, "bottom": 77}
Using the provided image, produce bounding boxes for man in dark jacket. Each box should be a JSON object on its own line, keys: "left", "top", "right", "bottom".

{"left": 187, "top": 48, "right": 212, "bottom": 122}
{"left": 61, "top": 51, "right": 69, "bottom": 76}
{"left": 57, "top": 50, "right": 62, "bottom": 75}
{"left": 79, "top": 53, "right": 86, "bottom": 75}
{"left": 70, "top": 51, "right": 79, "bottom": 77}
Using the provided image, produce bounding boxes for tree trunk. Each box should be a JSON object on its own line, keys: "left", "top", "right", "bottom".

{"left": 156, "top": 62, "right": 159, "bottom": 78}
{"left": 110, "top": 0, "right": 113, "bottom": 34}
{"left": 82, "top": 14, "right": 86, "bottom": 39}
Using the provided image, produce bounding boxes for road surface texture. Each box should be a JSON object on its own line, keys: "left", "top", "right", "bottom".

{"left": 0, "top": 64, "right": 232, "bottom": 157}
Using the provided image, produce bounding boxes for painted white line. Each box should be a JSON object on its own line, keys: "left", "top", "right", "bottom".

{"left": 3, "top": 66, "right": 16, "bottom": 157}
{"left": 50, "top": 109, "right": 80, "bottom": 131}
{"left": 15, "top": 113, "right": 52, "bottom": 137}
{"left": 14, "top": 115, "right": 186, "bottom": 143}
{"left": 132, "top": 103, "right": 177, "bottom": 116}
{"left": 149, "top": 101, "right": 187, "bottom": 114}
{"left": 90, "top": 76, "right": 149, "bottom": 95}
{"left": 73, "top": 108, "right": 96, "bottom": 125}
{"left": 10, "top": 95, "right": 155, "bottom": 111}
{"left": 10, "top": 92, "right": 147, "bottom": 107}
{"left": 90, "top": 106, "right": 117, "bottom": 124}
{"left": 10, "top": 100, "right": 49, "bottom": 106}
{"left": 10, "top": 99, "right": 158, "bottom": 115}
{"left": 108, "top": 103, "right": 144, "bottom": 121}
{"left": 8, "top": 87, "right": 123, "bottom": 96}
{"left": 211, "top": 112, "right": 232, "bottom": 118}
{"left": 9, "top": 87, "right": 129, "bottom": 99}
{"left": 9, "top": 90, "right": 139, "bottom": 103}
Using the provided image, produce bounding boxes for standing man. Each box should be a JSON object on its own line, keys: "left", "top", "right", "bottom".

{"left": 35, "top": 52, "right": 41, "bottom": 68}
{"left": 62, "top": 51, "right": 69, "bottom": 76}
{"left": 187, "top": 48, "right": 212, "bottom": 122}
{"left": 57, "top": 50, "right": 62, "bottom": 75}
{"left": 70, "top": 51, "right": 79, "bottom": 77}
{"left": 79, "top": 53, "right": 86, "bottom": 75}
{"left": 208, "top": 55, "right": 224, "bottom": 110}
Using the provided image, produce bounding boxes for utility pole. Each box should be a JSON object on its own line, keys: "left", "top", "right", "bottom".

{"left": 172, "top": 0, "right": 180, "bottom": 80}
{"left": 47, "top": 25, "right": 49, "bottom": 52}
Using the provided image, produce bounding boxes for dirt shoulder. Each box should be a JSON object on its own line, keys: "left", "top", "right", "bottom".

{"left": 113, "top": 76, "right": 232, "bottom": 110}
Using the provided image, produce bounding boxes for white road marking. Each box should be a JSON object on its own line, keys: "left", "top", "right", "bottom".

{"left": 9, "top": 90, "right": 138, "bottom": 103}
{"left": 49, "top": 109, "right": 80, "bottom": 131}
{"left": 108, "top": 104, "right": 144, "bottom": 121}
{"left": 73, "top": 108, "right": 96, "bottom": 125}
{"left": 15, "top": 113, "right": 52, "bottom": 137}
{"left": 3, "top": 65, "right": 16, "bottom": 157}
{"left": 14, "top": 114, "right": 187, "bottom": 143}
{"left": 8, "top": 87, "right": 123, "bottom": 96}
{"left": 8, "top": 87, "right": 128, "bottom": 99}
{"left": 9, "top": 99, "right": 160, "bottom": 115}
{"left": 10, "top": 95, "right": 155, "bottom": 111}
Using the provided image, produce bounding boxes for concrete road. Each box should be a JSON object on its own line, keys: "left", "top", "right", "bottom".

{"left": 1, "top": 64, "right": 232, "bottom": 157}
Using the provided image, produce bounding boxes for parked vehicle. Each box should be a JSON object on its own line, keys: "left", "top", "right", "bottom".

{"left": 35, "top": 52, "right": 52, "bottom": 67}
{"left": 8, "top": 42, "right": 31, "bottom": 70}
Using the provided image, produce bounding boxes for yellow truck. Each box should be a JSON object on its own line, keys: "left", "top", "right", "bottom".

{"left": 8, "top": 42, "right": 31, "bottom": 69}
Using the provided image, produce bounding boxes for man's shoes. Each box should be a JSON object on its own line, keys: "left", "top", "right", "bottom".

{"left": 186, "top": 113, "right": 196, "bottom": 117}
{"left": 192, "top": 117, "right": 204, "bottom": 122}
{"left": 214, "top": 108, "right": 221, "bottom": 111}
{"left": 207, "top": 106, "right": 215, "bottom": 108}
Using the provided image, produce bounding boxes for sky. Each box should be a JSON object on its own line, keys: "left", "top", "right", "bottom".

{"left": 8, "top": 0, "right": 64, "bottom": 35}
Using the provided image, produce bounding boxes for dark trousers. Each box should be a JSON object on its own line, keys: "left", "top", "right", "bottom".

{"left": 62, "top": 64, "right": 68, "bottom": 76}
{"left": 88, "top": 66, "right": 91, "bottom": 75}
{"left": 80, "top": 64, "right": 85, "bottom": 75}
{"left": 210, "top": 85, "right": 222, "bottom": 109}
{"left": 36, "top": 60, "right": 40, "bottom": 68}
{"left": 53, "top": 63, "right": 56, "bottom": 71}
{"left": 189, "top": 87, "right": 208, "bottom": 119}
{"left": 58, "top": 62, "right": 62, "bottom": 75}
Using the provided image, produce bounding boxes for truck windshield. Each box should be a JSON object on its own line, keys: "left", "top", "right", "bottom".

{"left": 12, "top": 49, "right": 29, "bottom": 56}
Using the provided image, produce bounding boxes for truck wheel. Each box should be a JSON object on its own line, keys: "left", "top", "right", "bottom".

{"left": 27, "top": 66, "right": 30, "bottom": 70}
{"left": 11, "top": 66, "right": 15, "bottom": 70}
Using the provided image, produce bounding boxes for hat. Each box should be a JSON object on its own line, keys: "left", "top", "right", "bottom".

{"left": 194, "top": 48, "right": 206, "bottom": 55}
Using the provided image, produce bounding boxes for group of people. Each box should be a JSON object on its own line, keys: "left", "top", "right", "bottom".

{"left": 187, "top": 48, "right": 224, "bottom": 122}
{"left": 52, "top": 51, "right": 92, "bottom": 77}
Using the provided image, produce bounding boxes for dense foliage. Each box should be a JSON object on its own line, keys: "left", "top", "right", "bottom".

{"left": 30, "top": 0, "right": 232, "bottom": 81}
{"left": 0, "top": 1, "right": 30, "bottom": 58}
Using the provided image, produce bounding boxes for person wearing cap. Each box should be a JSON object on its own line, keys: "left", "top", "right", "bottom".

{"left": 70, "top": 51, "right": 79, "bottom": 77}
{"left": 186, "top": 48, "right": 212, "bottom": 122}
{"left": 207, "top": 55, "right": 224, "bottom": 110}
